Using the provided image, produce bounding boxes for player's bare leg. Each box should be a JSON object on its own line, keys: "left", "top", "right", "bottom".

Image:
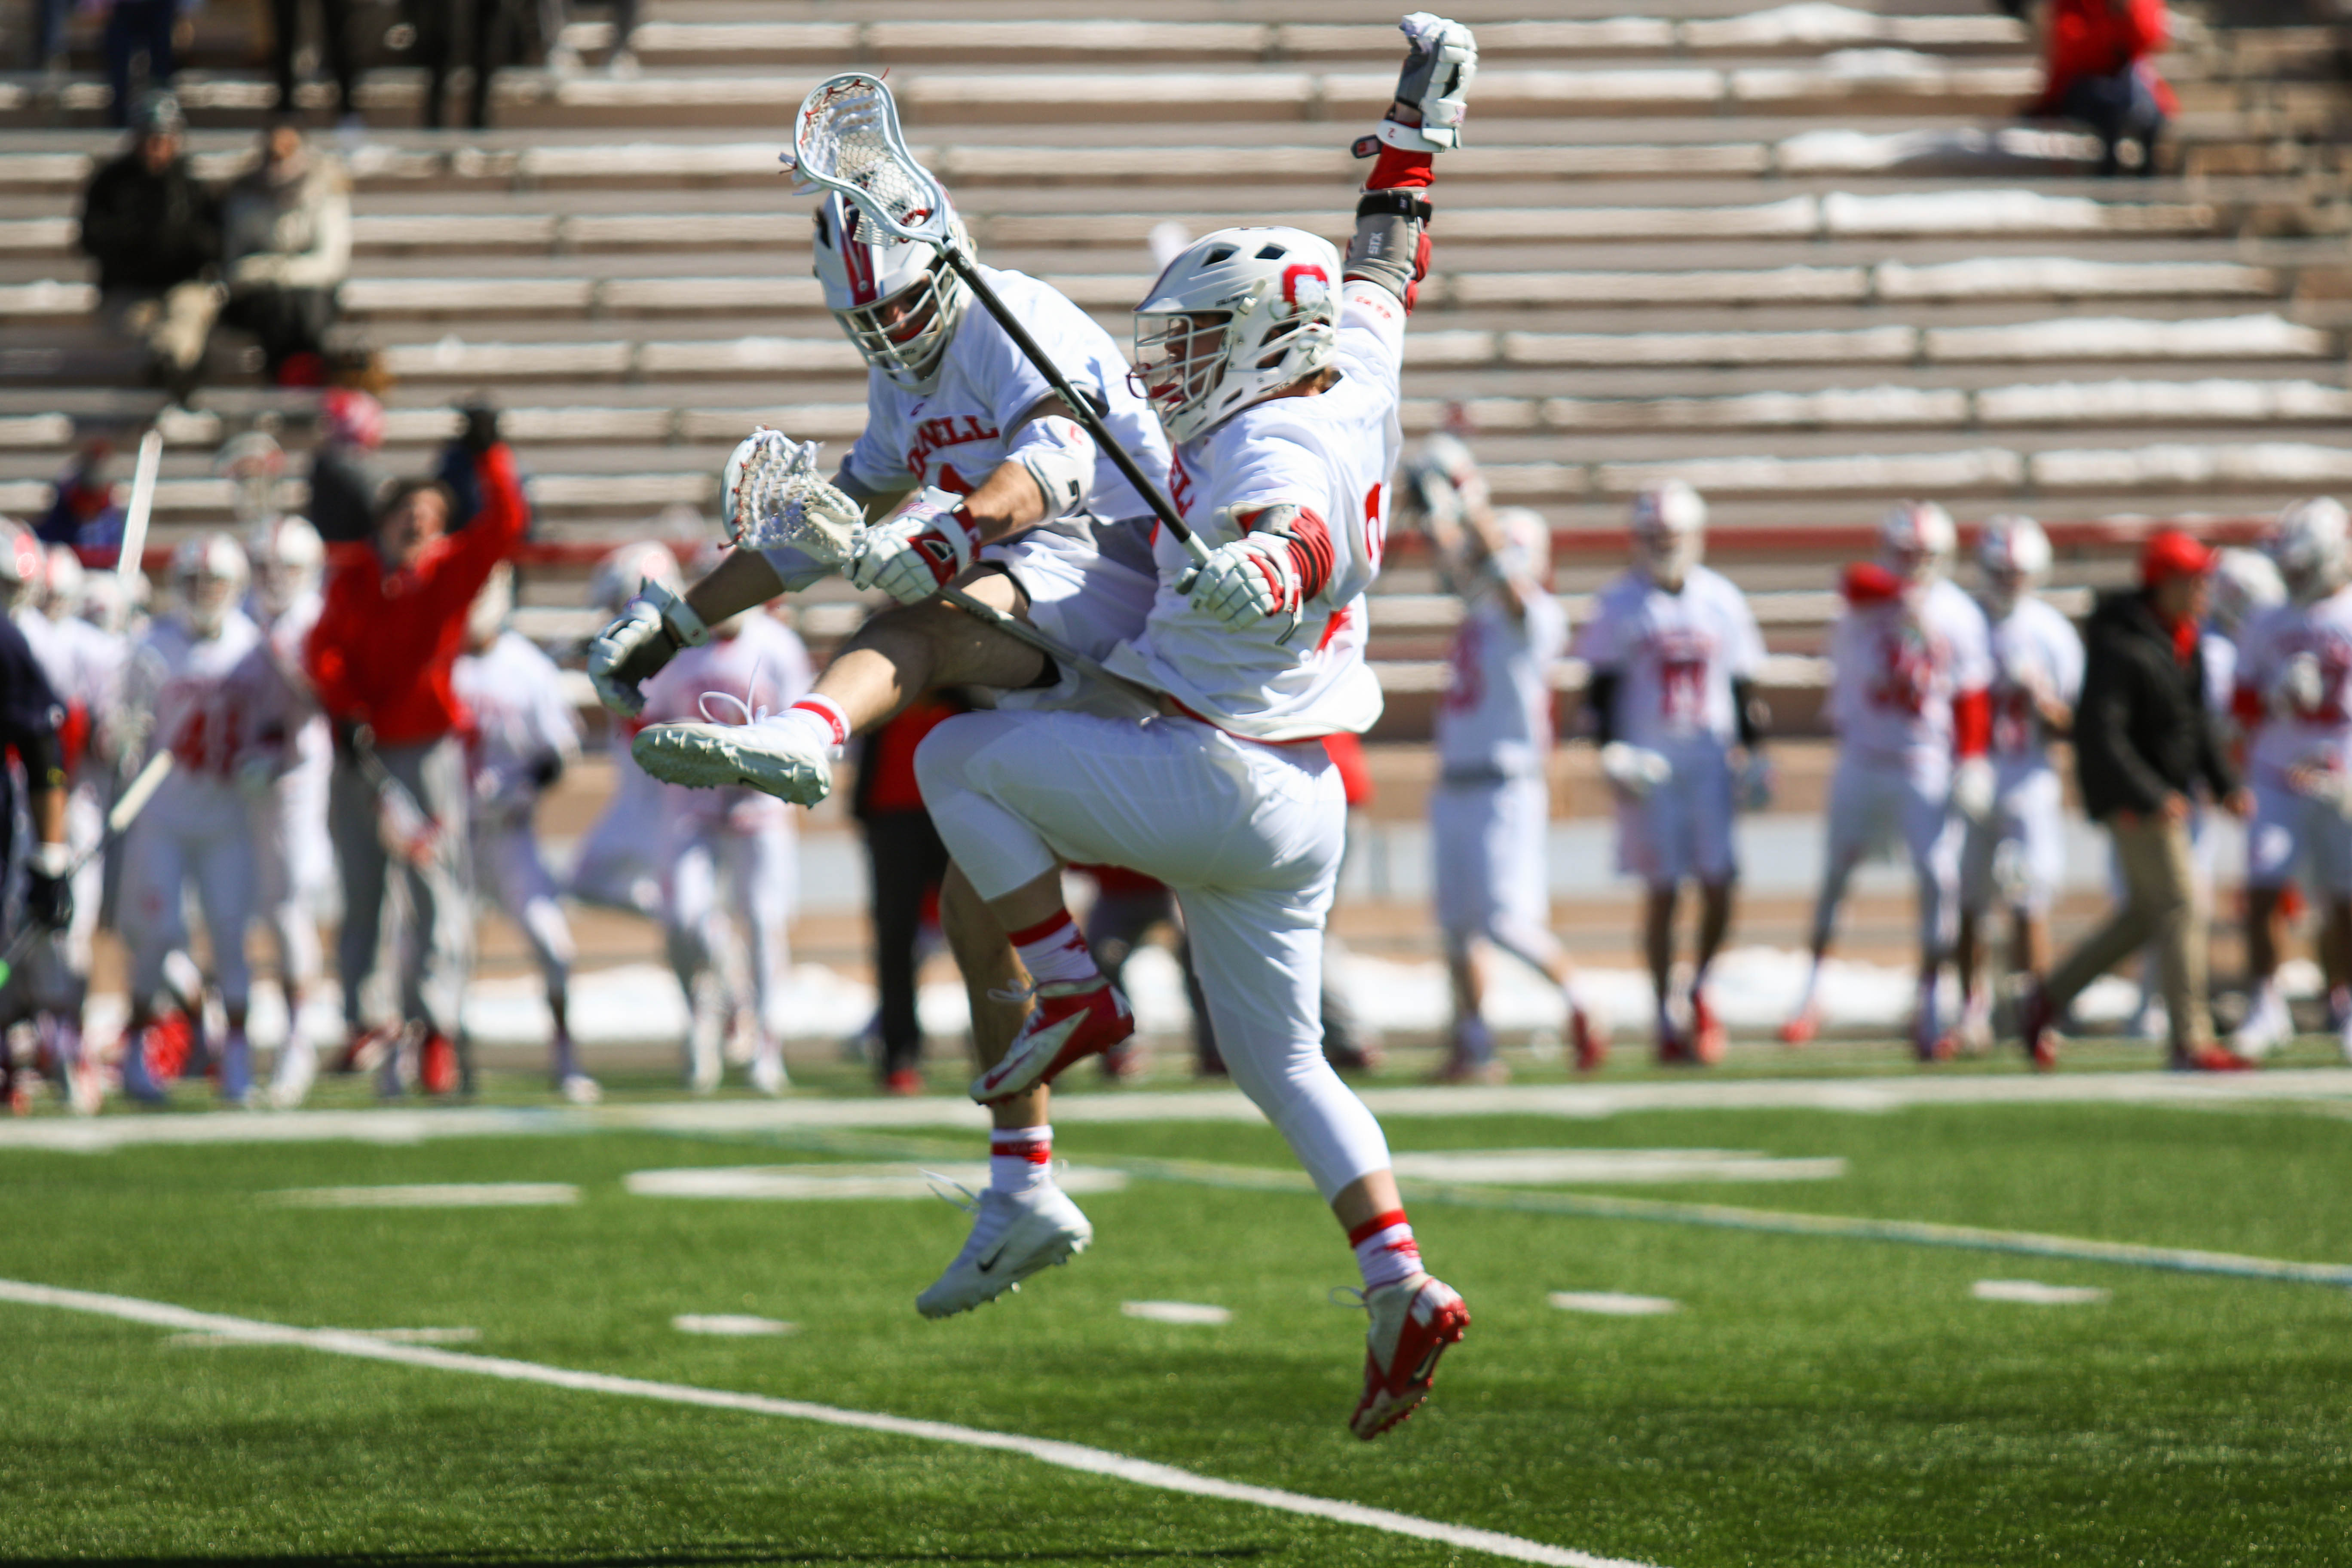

{"left": 1643, "top": 884, "right": 1681, "bottom": 1061}
{"left": 1439, "top": 937, "right": 1504, "bottom": 1082}
{"left": 2235, "top": 885, "right": 2293, "bottom": 1054}
{"left": 1690, "top": 879, "right": 1735, "bottom": 1061}
{"left": 1784, "top": 850, "right": 1860, "bottom": 1044}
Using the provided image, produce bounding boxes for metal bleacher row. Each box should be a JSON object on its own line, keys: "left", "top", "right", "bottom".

{"left": 1, "top": 0, "right": 2348, "bottom": 735}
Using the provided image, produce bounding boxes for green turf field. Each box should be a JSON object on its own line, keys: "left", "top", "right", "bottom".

{"left": 4, "top": 1089, "right": 2350, "bottom": 1566}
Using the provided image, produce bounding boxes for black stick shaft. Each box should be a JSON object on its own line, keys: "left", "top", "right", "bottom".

{"left": 940, "top": 248, "right": 1207, "bottom": 563}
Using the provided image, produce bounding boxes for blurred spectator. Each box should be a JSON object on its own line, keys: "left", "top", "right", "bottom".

{"left": 419, "top": 0, "right": 518, "bottom": 129}
{"left": 606, "top": 0, "right": 638, "bottom": 75}
{"left": 308, "top": 388, "right": 389, "bottom": 543}
{"left": 305, "top": 409, "right": 528, "bottom": 1097}
{"left": 2025, "top": 0, "right": 2174, "bottom": 176}
{"left": 99, "top": 0, "right": 194, "bottom": 128}
{"left": 36, "top": 436, "right": 126, "bottom": 548}
{"left": 851, "top": 692, "right": 967, "bottom": 1094}
{"left": 219, "top": 121, "right": 351, "bottom": 386}
{"left": 30, "top": 0, "right": 70, "bottom": 73}
{"left": 77, "top": 92, "right": 220, "bottom": 401}
{"left": 270, "top": 0, "right": 362, "bottom": 122}
{"left": 435, "top": 400, "right": 523, "bottom": 530}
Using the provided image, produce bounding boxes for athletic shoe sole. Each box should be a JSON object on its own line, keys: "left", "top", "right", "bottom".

{"left": 634, "top": 723, "right": 830, "bottom": 805}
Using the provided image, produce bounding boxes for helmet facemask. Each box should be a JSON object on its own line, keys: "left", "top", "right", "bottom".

{"left": 180, "top": 565, "right": 239, "bottom": 638}
{"left": 814, "top": 195, "right": 971, "bottom": 393}
{"left": 1132, "top": 227, "right": 1341, "bottom": 445}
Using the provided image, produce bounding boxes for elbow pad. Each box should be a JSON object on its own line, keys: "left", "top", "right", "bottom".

{"left": 1007, "top": 414, "right": 1098, "bottom": 519}
{"left": 1344, "top": 190, "right": 1433, "bottom": 312}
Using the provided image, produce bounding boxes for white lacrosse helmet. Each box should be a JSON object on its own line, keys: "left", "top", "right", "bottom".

{"left": 43, "top": 544, "right": 85, "bottom": 619}
{"left": 245, "top": 512, "right": 324, "bottom": 619}
{"left": 2208, "top": 546, "right": 2285, "bottom": 635}
{"left": 2268, "top": 496, "right": 2350, "bottom": 604}
{"left": 1630, "top": 481, "right": 1706, "bottom": 586}
{"left": 214, "top": 429, "right": 288, "bottom": 525}
{"left": 812, "top": 191, "right": 973, "bottom": 393}
{"left": 1401, "top": 432, "right": 1486, "bottom": 526}
{"left": 1492, "top": 507, "right": 1552, "bottom": 586}
{"left": 1975, "top": 514, "right": 2051, "bottom": 618}
{"left": 1133, "top": 226, "right": 1342, "bottom": 446}
{"left": 1879, "top": 500, "right": 1957, "bottom": 582}
{"left": 171, "top": 532, "right": 249, "bottom": 639}
{"left": 79, "top": 572, "right": 132, "bottom": 636}
{"left": 0, "top": 523, "right": 44, "bottom": 612}
{"left": 591, "top": 540, "right": 682, "bottom": 616}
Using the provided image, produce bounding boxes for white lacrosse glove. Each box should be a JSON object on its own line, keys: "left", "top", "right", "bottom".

{"left": 1737, "top": 752, "right": 1776, "bottom": 813}
{"left": 1951, "top": 756, "right": 1997, "bottom": 823}
{"left": 1600, "top": 741, "right": 1672, "bottom": 799}
{"left": 587, "top": 582, "right": 710, "bottom": 717}
{"left": 846, "top": 489, "right": 985, "bottom": 604}
{"left": 1372, "top": 12, "right": 1478, "bottom": 154}
{"left": 2272, "top": 652, "right": 2325, "bottom": 716}
{"left": 1188, "top": 536, "right": 1304, "bottom": 630}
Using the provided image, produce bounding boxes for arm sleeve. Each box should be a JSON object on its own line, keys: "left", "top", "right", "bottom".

{"left": 1732, "top": 677, "right": 1764, "bottom": 748}
{"left": 1585, "top": 670, "right": 1619, "bottom": 747}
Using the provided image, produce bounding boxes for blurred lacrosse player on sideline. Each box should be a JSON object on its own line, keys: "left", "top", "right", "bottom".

{"left": 0, "top": 557, "right": 74, "bottom": 1112}
{"left": 589, "top": 104, "right": 1168, "bottom": 1319}
{"left": 453, "top": 562, "right": 594, "bottom": 1101}
{"left": 1784, "top": 502, "right": 1994, "bottom": 1060}
{"left": 1577, "top": 480, "right": 1769, "bottom": 1066}
{"left": 1408, "top": 434, "right": 1599, "bottom": 1081}
{"left": 1953, "top": 516, "right": 2081, "bottom": 1052}
{"left": 570, "top": 541, "right": 684, "bottom": 919}
{"left": 306, "top": 406, "right": 527, "bottom": 1097}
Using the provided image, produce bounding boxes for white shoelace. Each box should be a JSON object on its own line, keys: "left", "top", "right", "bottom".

{"left": 695, "top": 654, "right": 779, "bottom": 728}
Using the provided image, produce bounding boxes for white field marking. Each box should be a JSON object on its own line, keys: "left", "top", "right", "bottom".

{"left": 1548, "top": 1292, "right": 1681, "bottom": 1317}
{"left": 1972, "top": 1280, "right": 2112, "bottom": 1306}
{"left": 12, "top": 1068, "right": 2352, "bottom": 1153}
{"left": 265, "top": 1183, "right": 581, "bottom": 1208}
{"left": 0, "top": 1279, "right": 1654, "bottom": 1568}
{"left": 1387, "top": 1149, "right": 1845, "bottom": 1185}
{"left": 623, "top": 1164, "right": 1130, "bottom": 1201}
{"left": 1122, "top": 1301, "right": 1234, "bottom": 1326}
{"left": 170, "top": 1326, "right": 480, "bottom": 1348}
{"left": 672, "top": 1314, "right": 798, "bottom": 1336}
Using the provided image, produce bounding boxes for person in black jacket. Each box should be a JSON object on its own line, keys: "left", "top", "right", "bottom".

{"left": 0, "top": 610, "right": 77, "bottom": 1107}
{"left": 76, "top": 92, "right": 220, "bottom": 400}
{"left": 2020, "top": 530, "right": 2250, "bottom": 1070}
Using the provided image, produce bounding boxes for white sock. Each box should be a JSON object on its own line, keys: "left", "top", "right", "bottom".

{"left": 1008, "top": 910, "right": 1099, "bottom": 988}
{"left": 1349, "top": 1209, "right": 1423, "bottom": 1293}
{"left": 770, "top": 695, "right": 848, "bottom": 749}
{"left": 989, "top": 1125, "right": 1053, "bottom": 1195}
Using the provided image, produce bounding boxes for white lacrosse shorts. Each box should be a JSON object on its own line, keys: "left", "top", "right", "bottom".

{"left": 472, "top": 816, "right": 577, "bottom": 990}
{"left": 981, "top": 523, "right": 1159, "bottom": 718}
{"left": 916, "top": 707, "right": 1394, "bottom": 1200}
{"left": 1959, "top": 766, "right": 2067, "bottom": 916}
{"left": 1824, "top": 753, "right": 1964, "bottom": 902}
{"left": 2246, "top": 778, "right": 2352, "bottom": 896}
{"left": 1613, "top": 741, "right": 1738, "bottom": 887}
{"left": 1431, "top": 774, "right": 1551, "bottom": 943}
{"left": 122, "top": 773, "right": 260, "bottom": 1012}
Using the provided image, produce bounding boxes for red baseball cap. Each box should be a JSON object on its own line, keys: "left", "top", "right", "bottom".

{"left": 2140, "top": 529, "right": 2215, "bottom": 585}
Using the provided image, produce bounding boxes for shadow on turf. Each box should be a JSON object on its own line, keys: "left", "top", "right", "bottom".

{"left": 18, "top": 1552, "right": 1273, "bottom": 1567}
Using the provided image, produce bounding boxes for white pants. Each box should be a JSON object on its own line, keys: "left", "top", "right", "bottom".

{"left": 1614, "top": 741, "right": 1737, "bottom": 887}
{"left": 122, "top": 774, "right": 257, "bottom": 1012}
{"left": 983, "top": 523, "right": 1161, "bottom": 719}
{"left": 1430, "top": 774, "right": 1561, "bottom": 973}
{"left": 916, "top": 709, "right": 1392, "bottom": 1200}
{"left": 1961, "top": 766, "right": 2067, "bottom": 916}
{"left": 249, "top": 762, "right": 329, "bottom": 998}
{"left": 570, "top": 762, "right": 668, "bottom": 916}
{"left": 475, "top": 812, "right": 576, "bottom": 995}
{"left": 663, "top": 817, "right": 793, "bottom": 1037}
{"left": 1815, "top": 753, "right": 1963, "bottom": 959}
{"left": 2247, "top": 778, "right": 2352, "bottom": 896}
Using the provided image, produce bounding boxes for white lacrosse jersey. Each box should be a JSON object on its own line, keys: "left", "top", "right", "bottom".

{"left": 128, "top": 609, "right": 294, "bottom": 783}
{"left": 1574, "top": 565, "right": 1766, "bottom": 754}
{"left": 2236, "top": 587, "right": 2352, "bottom": 784}
{"left": 839, "top": 266, "right": 1168, "bottom": 518}
{"left": 1106, "top": 279, "right": 1404, "bottom": 741}
{"left": 2201, "top": 627, "right": 2236, "bottom": 717}
{"left": 640, "top": 611, "right": 814, "bottom": 830}
{"left": 1436, "top": 594, "right": 1567, "bottom": 777}
{"left": 453, "top": 630, "right": 581, "bottom": 811}
{"left": 1984, "top": 595, "right": 2085, "bottom": 784}
{"left": 1827, "top": 578, "right": 1994, "bottom": 776}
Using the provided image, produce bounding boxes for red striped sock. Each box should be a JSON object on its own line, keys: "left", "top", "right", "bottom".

{"left": 1348, "top": 1208, "right": 1423, "bottom": 1293}
{"left": 784, "top": 694, "right": 849, "bottom": 747}
{"left": 1007, "top": 910, "right": 1099, "bottom": 988}
{"left": 989, "top": 1124, "right": 1052, "bottom": 1195}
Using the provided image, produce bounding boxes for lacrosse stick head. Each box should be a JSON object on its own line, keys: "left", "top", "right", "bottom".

{"left": 720, "top": 428, "right": 865, "bottom": 565}
{"left": 793, "top": 74, "right": 956, "bottom": 248}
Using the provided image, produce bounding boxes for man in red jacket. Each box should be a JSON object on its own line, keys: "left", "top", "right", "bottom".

{"left": 306, "top": 408, "right": 526, "bottom": 1094}
{"left": 2025, "top": 0, "right": 2174, "bottom": 176}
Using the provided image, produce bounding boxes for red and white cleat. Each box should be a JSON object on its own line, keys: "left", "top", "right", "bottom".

{"left": 2016, "top": 983, "right": 2058, "bottom": 1072}
{"left": 1348, "top": 1274, "right": 1470, "bottom": 1440}
{"left": 1571, "top": 1007, "right": 1609, "bottom": 1072}
{"left": 969, "top": 978, "right": 1134, "bottom": 1103}
{"left": 1689, "top": 991, "right": 1725, "bottom": 1066}
{"left": 1777, "top": 1006, "right": 1820, "bottom": 1047}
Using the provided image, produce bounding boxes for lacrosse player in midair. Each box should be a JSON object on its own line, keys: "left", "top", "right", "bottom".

{"left": 588, "top": 107, "right": 1165, "bottom": 1316}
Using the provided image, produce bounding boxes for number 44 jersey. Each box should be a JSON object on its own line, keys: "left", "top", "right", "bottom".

{"left": 1574, "top": 564, "right": 1767, "bottom": 758}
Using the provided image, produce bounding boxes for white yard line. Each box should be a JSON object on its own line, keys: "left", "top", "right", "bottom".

{"left": 6, "top": 1069, "right": 2352, "bottom": 1153}
{"left": 0, "top": 1278, "right": 1654, "bottom": 1568}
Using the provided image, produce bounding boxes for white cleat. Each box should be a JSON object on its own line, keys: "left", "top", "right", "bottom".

{"left": 633, "top": 719, "right": 833, "bottom": 806}
{"left": 916, "top": 1184, "right": 1093, "bottom": 1320}
{"left": 268, "top": 1037, "right": 318, "bottom": 1111}
{"left": 2232, "top": 985, "right": 2293, "bottom": 1060}
{"left": 557, "top": 1072, "right": 603, "bottom": 1106}
{"left": 748, "top": 1050, "right": 790, "bottom": 1097}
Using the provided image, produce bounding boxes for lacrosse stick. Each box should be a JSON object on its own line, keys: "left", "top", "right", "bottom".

{"left": 0, "top": 748, "right": 175, "bottom": 990}
{"left": 790, "top": 74, "right": 1210, "bottom": 570}
{"left": 349, "top": 726, "right": 442, "bottom": 869}
{"left": 724, "top": 429, "right": 1156, "bottom": 704}
{"left": 116, "top": 426, "right": 163, "bottom": 586}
